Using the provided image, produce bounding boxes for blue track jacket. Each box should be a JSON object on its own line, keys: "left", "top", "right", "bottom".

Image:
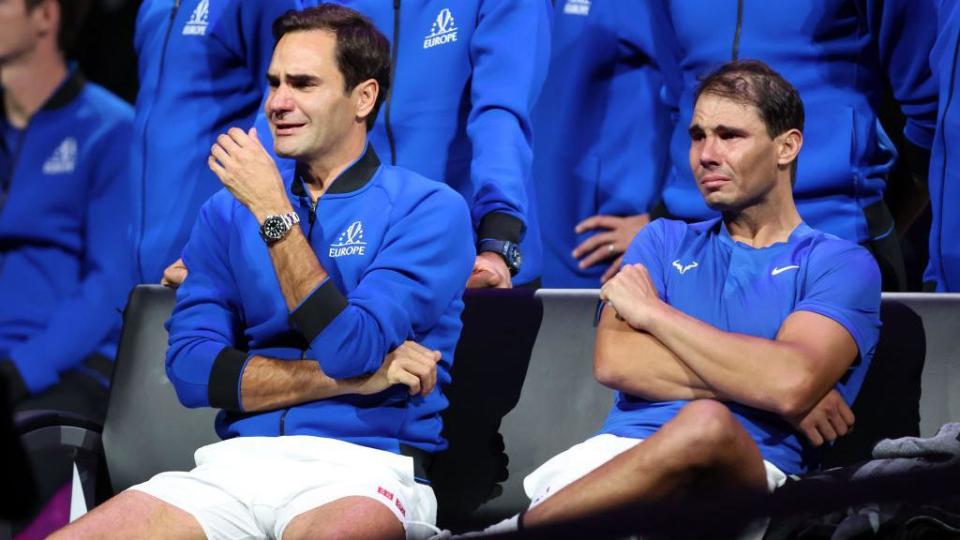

{"left": 653, "top": 0, "right": 937, "bottom": 245}
{"left": 131, "top": 0, "right": 299, "bottom": 283}
{"left": 258, "top": 0, "right": 551, "bottom": 285}
{"left": 926, "top": 0, "right": 960, "bottom": 291}
{"left": 0, "top": 69, "right": 134, "bottom": 396}
{"left": 533, "top": 1, "right": 672, "bottom": 288}
{"left": 166, "top": 146, "right": 475, "bottom": 453}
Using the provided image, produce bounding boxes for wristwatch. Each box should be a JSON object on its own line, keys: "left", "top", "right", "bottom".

{"left": 478, "top": 238, "right": 522, "bottom": 276}
{"left": 259, "top": 212, "right": 300, "bottom": 244}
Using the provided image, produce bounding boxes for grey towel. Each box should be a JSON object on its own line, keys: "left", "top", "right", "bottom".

{"left": 872, "top": 422, "right": 960, "bottom": 461}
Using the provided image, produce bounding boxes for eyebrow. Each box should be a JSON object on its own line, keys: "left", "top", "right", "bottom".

{"left": 265, "top": 73, "right": 321, "bottom": 86}
{"left": 715, "top": 125, "right": 748, "bottom": 137}
{"left": 688, "top": 124, "right": 748, "bottom": 137}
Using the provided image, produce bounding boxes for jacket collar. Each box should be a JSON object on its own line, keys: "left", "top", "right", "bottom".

{"left": 291, "top": 143, "right": 381, "bottom": 197}
{"left": 0, "top": 66, "right": 85, "bottom": 126}
{"left": 42, "top": 67, "right": 85, "bottom": 111}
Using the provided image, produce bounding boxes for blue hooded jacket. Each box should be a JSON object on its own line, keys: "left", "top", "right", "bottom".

{"left": 0, "top": 69, "right": 134, "bottom": 396}
{"left": 653, "top": 0, "right": 937, "bottom": 245}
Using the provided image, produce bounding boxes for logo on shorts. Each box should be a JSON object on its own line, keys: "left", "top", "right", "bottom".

{"left": 423, "top": 8, "right": 458, "bottom": 49}
{"left": 563, "top": 0, "right": 591, "bottom": 16}
{"left": 43, "top": 137, "right": 77, "bottom": 174}
{"left": 377, "top": 486, "right": 394, "bottom": 501}
{"left": 329, "top": 221, "right": 367, "bottom": 258}
{"left": 182, "top": 0, "right": 209, "bottom": 35}
{"left": 395, "top": 498, "right": 405, "bottom": 516}
{"left": 672, "top": 260, "right": 698, "bottom": 275}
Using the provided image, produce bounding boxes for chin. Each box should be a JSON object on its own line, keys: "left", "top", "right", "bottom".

{"left": 703, "top": 194, "right": 735, "bottom": 212}
{"left": 273, "top": 143, "right": 300, "bottom": 160}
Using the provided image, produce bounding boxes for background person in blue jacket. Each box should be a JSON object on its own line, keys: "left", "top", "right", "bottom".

{"left": 0, "top": 0, "right": 133, "bottom": 421}
{"left": 533, "top": 1, "right": 672, "bottom": 287}
{"left": 255, "top": 0, "right": 551, "bottom": 289}
{"left": 57, "top": 6, "right": 474, "bottom": 539}
{"left": 467, "top": 61, "right": 881, "bottom": 538}
{"left": 634, "top": 0, "right": 938, "bottom": 292}
{"left": 925, "top": 0, "right": 960, "bottom": 292}
{"left": 131, "top": 0, "right": 300, "bottom": 286}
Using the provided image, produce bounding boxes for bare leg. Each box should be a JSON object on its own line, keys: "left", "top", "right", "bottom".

{"left": 523, "top": 399, "right": 769, "bottom": 527}
{"left": 49, "top": 490, "right": 205, "bottom": 540}
{"left": 282, "top": 496, "right": 404, "bottom": 540}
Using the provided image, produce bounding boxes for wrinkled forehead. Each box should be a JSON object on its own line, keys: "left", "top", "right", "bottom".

{"left": 691, "top": 93, "right": 764, "bottom": 130}
{"left": 268, "top": 29, "right": 338, "bottom": 76}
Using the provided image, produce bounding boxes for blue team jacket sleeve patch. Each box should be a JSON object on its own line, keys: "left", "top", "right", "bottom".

{"left": 289, "top": 279, "right": 349, "bottom": 343}
{"left": 207, "top": 346, "right": 249, "bottom": 411}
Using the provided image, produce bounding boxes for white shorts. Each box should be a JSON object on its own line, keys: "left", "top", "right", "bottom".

{"left": 523, "top": 434, "right": 787, "bottom": 539}
{"left": 130, "top": 436, "right": 439, "bottom": 540}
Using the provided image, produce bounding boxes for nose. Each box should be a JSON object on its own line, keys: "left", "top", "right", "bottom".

{"left": 697, "top": 135, "right": 721, "bottom": 169}
{"left": 266, "top": 85, "right": 293, "bottom": 119}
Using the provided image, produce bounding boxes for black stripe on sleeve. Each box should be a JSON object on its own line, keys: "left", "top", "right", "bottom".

{"left": 207, "top": 347, "right": 249, "bottom": 411}
{"left": 289, "top": 279, "right": 348, "bottom": 342}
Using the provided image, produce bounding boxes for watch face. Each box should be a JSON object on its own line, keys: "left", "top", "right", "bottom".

{"left": 507, "top": 243, "right": 522, "bottom": 268}
{"left": 262, "top": 216, "right": 287, "bottom": 241}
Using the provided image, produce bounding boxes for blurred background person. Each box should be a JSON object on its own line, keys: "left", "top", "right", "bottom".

{"left": 0, "top": 0, "right": 133, "bottom": 420}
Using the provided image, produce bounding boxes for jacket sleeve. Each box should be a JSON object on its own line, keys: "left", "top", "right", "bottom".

{"left": 467, "top": 0, "right": 551, "bottom": 243}
{"left": 165, "top": 197, "right": 247, "bottom": 410}
{"left": 864, "top": 0, "right": 938, "bottom": 153}
{"left": 6, "top": 115, "right": 135, "bottom": 395}
{"left": 289, "top": 189, "right": 475, "bottom": 379}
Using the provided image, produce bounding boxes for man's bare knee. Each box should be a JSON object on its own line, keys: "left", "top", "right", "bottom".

{"left": 679, "top": 399, "right": 738, "bottom": 438}
{"left": 667, "top": 400, "right": 753, "bottom": 465}
{"left": 283, "top": 496, "right": 402, "bottom": 540}
{"left": 51, "top": 490, "right": 204, "bottom": 540}
{"left": 662, "top": 400, "right": 767, "bottom": 489}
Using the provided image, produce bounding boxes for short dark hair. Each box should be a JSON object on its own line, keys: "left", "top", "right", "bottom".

{"left": 695, "top": 60, "right": 804, "bottom": 179}
{"left": 26, "top": 0, "right": 91, "bottom": 55}
{"left": 273, "top": 5, "right": 391, "bottom": 131}
{"left": 695, "top": 60, "right": 804, "bottom": 138}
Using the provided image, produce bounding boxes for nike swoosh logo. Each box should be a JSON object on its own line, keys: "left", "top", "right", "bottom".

{"left": 771, "top": 265, "right": 800, "bottom": 276}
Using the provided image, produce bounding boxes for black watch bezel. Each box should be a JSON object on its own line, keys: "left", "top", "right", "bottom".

{"left": 260, "top": 215, "right": 291, "bottom": 244}
{"left": 479, "top": 239, "right": 522, "bottom": 276}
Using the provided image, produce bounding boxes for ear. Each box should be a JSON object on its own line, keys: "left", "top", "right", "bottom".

{"left": 353, "top": 79, "right": 380, "bottom": 125}
{"left": 30, "top": 0, "right": 59, "bottom": 43}
{"left": 776, "top": 128, "right": 803, "bottom": 168}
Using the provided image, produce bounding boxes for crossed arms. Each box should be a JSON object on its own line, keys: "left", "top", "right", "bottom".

{"left": 596, "top": 263, "right": 861, "bottom": 446}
